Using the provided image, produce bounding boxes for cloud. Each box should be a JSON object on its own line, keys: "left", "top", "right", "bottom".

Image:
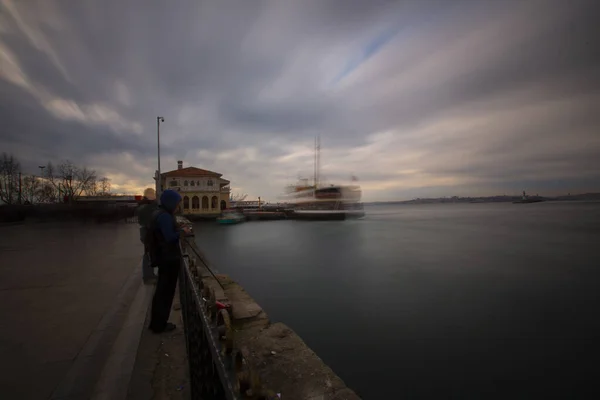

{"left": 1, "top": 0, "right": 71, "bottom": 81}
{"left": 0, "top": 0, "right": 599, "bottom": 201}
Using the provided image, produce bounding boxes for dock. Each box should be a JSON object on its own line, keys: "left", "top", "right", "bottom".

{"left": 243, "top": 210, "right": 287, "bottom": 221}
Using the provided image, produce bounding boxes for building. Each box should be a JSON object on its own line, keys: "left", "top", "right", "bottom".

{"left": 160, "top": 161, "right": 230, "bottom": 218}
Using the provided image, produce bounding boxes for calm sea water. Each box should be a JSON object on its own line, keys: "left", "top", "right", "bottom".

{"left": 193, "top": 201, "right": 600, "bottom": 399}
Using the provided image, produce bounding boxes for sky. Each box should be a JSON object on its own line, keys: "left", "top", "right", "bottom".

{"left": 1, "top": 0, "right": 599, "bottom": 202}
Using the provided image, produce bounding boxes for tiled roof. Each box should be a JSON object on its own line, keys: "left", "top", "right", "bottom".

{"left": 161, "top": 167, "right": 222, "bottom": 178}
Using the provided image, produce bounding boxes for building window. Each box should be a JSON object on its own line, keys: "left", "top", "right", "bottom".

{"left": 184, "top": 180, "right": 188, "bottom": 186}
{"left": 190, "top": 180, "right": 195, "bottom": 186}
{"left": 183, "top": 196, "right": 190, "bottom": 209}
{"left": 220, "top": 200, "right": 226, "bottom": 210}
{"left": 169, "top": 180, "right": 178, "bottom": 187}
{"left": 202, "top": 196, "right": 209, "bottom": 210}
{"left": 211, "top": 196, "right": 218, "bottom": 209}
{"left": 192, "top": 196, "right": 199, "bottom": 209}
{"left": 207, "top": 179, "right": 213, "bottom": 186}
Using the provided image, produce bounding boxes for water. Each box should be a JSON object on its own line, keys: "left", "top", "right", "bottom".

{"left": 192, "top": 202, "right": 600, "bottom": 399}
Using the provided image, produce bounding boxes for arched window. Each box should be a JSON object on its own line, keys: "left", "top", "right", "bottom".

{"left": 190, "top": 180, "right": 195, "bottom": 186}
{"left": 211, "top": 196, "right": 218, "bottom": 209}
{"left": 207, "top": 179, "right": 213, "bottom": 186}
{"left": 183, "top": 196, "right": 190, "bottom": 209}
{"left": 202, "top": 196, "right": 209, "bottom": 210}
{"left": 220, "top": 200, "right": 226, "bottom": 210}
{"left": 184, "top": 180, "right": 188, "bottom": 186}
{"left": 192, "top": 196, "right": 199, "bottom": 209}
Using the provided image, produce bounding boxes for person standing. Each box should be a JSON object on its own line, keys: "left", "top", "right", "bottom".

{"left": 135, "top": 197, "right": 159, "bottom": 284}
{"left": 147, "top": 189, "right": 191, "bottom": 333}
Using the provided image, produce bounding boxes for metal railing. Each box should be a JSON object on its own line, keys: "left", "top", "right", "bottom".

{"left": 178, "top": 238, "right": 274, "bottom": 400}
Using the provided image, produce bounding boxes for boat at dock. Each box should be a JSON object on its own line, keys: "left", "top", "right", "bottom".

{"left": 216, "top": 210, "right": 246, "bottom": 225}
{"left": 282, "top": 137, "right": 365, "bottom": 221}
{"left": 243, "top": 210, "right": 287, "bottom": 221}
{"left": 284, "top": 184, "right": 365, "bottom": 220}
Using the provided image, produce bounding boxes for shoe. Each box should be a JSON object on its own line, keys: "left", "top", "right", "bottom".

{"left": 149, "top": 322, "right": 176, "bottom": 334}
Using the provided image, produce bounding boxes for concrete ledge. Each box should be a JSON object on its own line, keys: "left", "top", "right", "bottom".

{"left": 238, "top": 322, "right": 361, "bottom": 400}
{"left": 203, "top": 273, "right": 361, "bottom": 400}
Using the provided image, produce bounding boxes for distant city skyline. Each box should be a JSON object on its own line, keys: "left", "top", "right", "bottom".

{"left": 364, "top": 191, "right": 600, "bottom": 204}
{"left": 1, "top": 0, "right": 599, "bottom": 202}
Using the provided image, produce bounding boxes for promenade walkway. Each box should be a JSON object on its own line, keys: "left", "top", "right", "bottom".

{"left": 0, "top": 222, "right": 154, "bottom": 399}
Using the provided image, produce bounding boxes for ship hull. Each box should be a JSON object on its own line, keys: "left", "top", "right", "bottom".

{"left": 290, "top": 209, "right": 365, "bottom": 221}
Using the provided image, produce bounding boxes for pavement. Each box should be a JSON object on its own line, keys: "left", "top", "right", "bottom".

{"left": 127, "top": 292, "right": 190, "bottom": 400}
{"left": 0, "top": 221, "right": 156, "bottom": 400}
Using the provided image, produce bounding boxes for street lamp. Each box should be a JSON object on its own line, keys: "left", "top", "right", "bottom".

{"left": 157, "top": 116, "right": 165, "bottom": 197}
{"left": 38, "top": 165, "right": 45, "bottom": 177}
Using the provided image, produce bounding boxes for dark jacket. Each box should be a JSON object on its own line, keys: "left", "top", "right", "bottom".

{"left": 150, "top": 190, "right": 182, "bottom": 265}
{"left": 136, "top": 199, "right": 158, "bottom": 228}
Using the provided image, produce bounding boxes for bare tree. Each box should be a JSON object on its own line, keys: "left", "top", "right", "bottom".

{"left": 0, "top": 153, "right": 21, "bottom": 204}
{"left": 80, "top": 176, "right": 110, "bottom": 196}
{"left": 73, "top": 165, "right": 96, "bottom": 199}
{"left": 58, "top": 161, "right": 77, "bottom": 200}
{"left": 84, "top": 176, "right": 99, "bottom": 196}
{"left": 230, "top": 193, "right": 247, "bottom": 202}
{"left": 99, "top": 177, "right": 111, "bottom": 195}
{"left": 46, "top": 160, "right": 96, "bottom": 202}
{"left": 44, "top": 162, "right": 62, "bottom": 202}
{"left": 21, "top": 175, "right": 41, "bottom": 204}
{"left": 37, "top": 183, "right": 56, "bottom": 203}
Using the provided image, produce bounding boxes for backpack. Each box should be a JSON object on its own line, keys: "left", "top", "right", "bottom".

{"left": 137, "top": 202, "right": 159, "bottom": 227}
{"left": 144, "top": 209, "right": 166, "bottom": 268}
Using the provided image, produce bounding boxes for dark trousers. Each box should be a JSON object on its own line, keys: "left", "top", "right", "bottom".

{"left": 149, "top": 261, "right": 180, "bottom": 331}
{"left": 139, "top": 227, "right": 155, "bottom": 280}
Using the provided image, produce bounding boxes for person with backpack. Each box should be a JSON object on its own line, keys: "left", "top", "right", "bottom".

{"left": 135, "top": 197, "right": 159, "bottom": 284}
{"left": 146, "top": 189, "right": 191, "bottom": 333}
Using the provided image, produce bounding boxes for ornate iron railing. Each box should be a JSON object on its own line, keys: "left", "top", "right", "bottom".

{"left": 178, "top": 239, "right": 274, "bottom": 400}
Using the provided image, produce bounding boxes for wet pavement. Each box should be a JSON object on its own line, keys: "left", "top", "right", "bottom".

{"left": 127, "top": 301, "right": 189, "bottom": 400}
{"left": 0, "top": 222, "right": 144, "bottom": 399}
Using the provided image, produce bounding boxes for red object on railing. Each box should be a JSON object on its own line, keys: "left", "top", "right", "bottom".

{"left": 134, "top": 195, "right": 142, "bottom": 201}
{"left": 215, "top": 301, "right": 229, "bottom": 310}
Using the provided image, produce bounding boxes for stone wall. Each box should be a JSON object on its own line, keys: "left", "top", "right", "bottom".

{"left": 186, "top": 241, "right": 361, "bottom": 400}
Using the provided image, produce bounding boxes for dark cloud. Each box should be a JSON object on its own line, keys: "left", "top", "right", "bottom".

{"left": 1, "top": 0, "right": 599, "bottom": 200}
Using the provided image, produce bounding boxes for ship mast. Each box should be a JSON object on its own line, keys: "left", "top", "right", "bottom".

{"left": 314, "top": 137, "right": 317, "bottom": 188}
{"left": 313, "top": 135, "right": 321, "bottom": 189}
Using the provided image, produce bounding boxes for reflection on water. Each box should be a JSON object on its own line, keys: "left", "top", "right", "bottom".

{"left": 193, "top": 201, "right": 600, "bottom": 399}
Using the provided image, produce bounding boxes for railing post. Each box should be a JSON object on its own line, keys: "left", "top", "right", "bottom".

{"left": 179, "top": 237, "right": 239, "bottom": 400}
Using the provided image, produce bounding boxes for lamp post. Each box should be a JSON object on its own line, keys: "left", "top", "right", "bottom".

{"left": 38, "top": 165, "right": 45, "bottom": 177}
{"left": 157, "top": 116, "right": 165, "bottom": 199}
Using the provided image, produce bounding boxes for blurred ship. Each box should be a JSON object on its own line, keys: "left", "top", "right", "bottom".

{"left": 282, "top": 137, "right": 365, "bottom": 220}
{"left": 513, "top": 191, "right": 544, "bottom": 204}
